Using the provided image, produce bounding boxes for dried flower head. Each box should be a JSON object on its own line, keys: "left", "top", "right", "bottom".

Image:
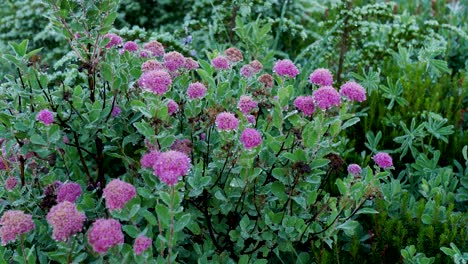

{"left": 258, "top": 73, "right": 274, "bottom": 88}
{"left": 249, "top": 60, "right": 263, "bottom": 73}
{"left": 5, "top": 177, "right": 18, "bottom": 191}
{"left": 224, "top": 47, "right": 243, "bottom": 62}
{"left": 170, "top": 139, "right": 193, "bottom": 155}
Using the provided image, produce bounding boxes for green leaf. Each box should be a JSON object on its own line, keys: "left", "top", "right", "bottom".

{"left": 155, "top": 204, "right": 170, "bottom": 226}
{"left": 9, "top": 40, "right": 28, "bottom": 56}
{"left": 356, "top": 207, "right": 379, "bottom": 215}
{"left": 102, "top": 12, "right": 117, "bottom": 28}
{"left": 122, "top": 225, "right": 139, "bottom": 238}
{"left": 335, "top": 179, "right": 347, "bottom": 195}
{"left": 337, "top": 220, "right": 359, "bottom": 236}
{"left": 134, "top": 121, "right": 154, "bottom": 138}
{"left": 174, "top": 213, "right": 191, "bottom": 232}
{"left": 30, "top": 134, "right": 47, "bottom": 145}
{"left": 271, "top": 182, "right": 288, "bottom": 200}
{"left": 342, "top": 117, "right": 360, "bottom": 130}
{"left": 101, "top": 62, "right": 113, "bottom": 82}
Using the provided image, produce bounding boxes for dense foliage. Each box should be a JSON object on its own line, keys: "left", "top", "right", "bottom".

{"left": 0, "top": 0, "right": 466, "bottom": 263}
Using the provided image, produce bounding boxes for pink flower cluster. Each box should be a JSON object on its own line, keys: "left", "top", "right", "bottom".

{"left": 240, "top": 128, "right": 262, "bottom": 149}
{"left": 240, "top": 65, "right": 254, "bottom": 78}
{"left": 373, "top": 152, "right": 393, "bottom": 169}
{"left": 170, "top": 139, "right": 193, "bottom": 155}
{"left": 141, "top": 60, "right": 164, "bottom": 72}
{"left": 215, "top": 112, "right": 239, "bottom": 131}
{"left": 294, "top": 96, "right": 316, "bottom": 116}
{"left": 187, "top": 82, "right": 207, "bottom": 99}
{"left": 143, "top": 40, "right": 165, "bottom": 57}
{"left": 249, "top": 60, "right": 263, "bottom": 73}
{"left": 87, "top": 218, "right": 124, "bottom": 254}
{"left": 46, "top": 201, "right": 85, "bottom": 241}
{"left": 103, "top": 33, "right": 123, "bottom": 49}
{"left": 211, "top": 56, "right": 230, "bottom": 70}
{"left": 312, "top": 86, "right": 341, "bottom": 110}
{"left": 225, "top": 47, "right": 243, "bottom": 62}
{"left": 164, "top": 51, "right": 186, "bottom": 71}
{"left": 5, "top": 177, "right": 18, "bottom": 191}
{"left": 340, "top": 81, "right": 367, "bottom": 102}
{"left": 347, "top": 164, "right": 362, "bottom": 175}
{"left": 184, "top": 57, "right": 199, "bottom": 70}
{"left": 133, "top": 235, "right": 152, "bottom": 255}
{"left": 57, "top": 182, "right": 82, "bottom": 203}
{"left": 112, "top": 106, "right": 122, "bottom": 117}
{"left": 0, "top": 210, "right": 35, "bottom": 245}
{"left": 123, "top": 41, "right": 138, "bottom": 52}
{"left": 153, "top": 150, "right": 191, "bottom": 186}
{"left": 273, "top": 59, "right": 299, "bottom": 78}
{"left": 309, "top": 68, "right": 333, "bottom": 86}
{"left": 103, "top": 179, "right": 136, "bottom": 211}
{"left": 37, "top": 109, "right": 54, "bottom": 126}
{"left": 138, "top": 70, "right": 172, "bottom": 95}
{"left": 141, "top": 150, "right": 160, "bottom": 169}
{"left": 167, "top": 99, "right": 179, "bottom": 115}
{"left": 238, "top": 95, "right": 258, "bottom": 114}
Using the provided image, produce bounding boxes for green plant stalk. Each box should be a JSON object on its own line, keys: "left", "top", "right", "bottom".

{"left": 20, "top": 234, "right": 27, "bottom": 264}
{"left": 67, "top": 237, "right": 75, "bottom": 264}
{"left": 168, "top": 185, "right": 175, "bottom": 264}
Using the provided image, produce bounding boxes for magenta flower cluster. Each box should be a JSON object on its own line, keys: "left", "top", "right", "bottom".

{"left": 373, "top": 152, "right": 393, "bottom": 169}
{"left": 111, "top": 106, "right": 122, "bottom": 117}
{"left": 103, "top": 179, "right": 136, "bottom": 211}
{"left": 167, "top": 99, "right": 179, "bottom": 115}
{"left": 5, "top": 177, "right": 18, "bottom": 191}
{"left": 0, "top": 210, "right": 35, "bottom": 245}
{"left": 123, "top": 41, "right": 138, "bottom": 52}
{"left": 153, "top": 150, "right": 191, "bottom": 186}
{"left": 37, "top": 109, "right": 54, "bottom": 126}
{"left": 238, "top": 95, "right": 258, "bottom": 114}
{"left": 164, "top": 51, "right": 186, "bottom": 71}
{"left": 87, "top": 218, "right": 124, "bottom": 254}
{"left": 133, "top": 235, "right": 152, "bottom": 255}
{"left": 57, "top": 182, "right": 82, "bottom": 203}
{"left": 143, "top": 40, "right": 165, "bottom": 57}
{"left": 240, "top": 128, "right": 262, "bottom": 149}
{"left": 240, "top": 65, "right": 254, "bottom": 78}
{"left": 249, "top": 60, "right": 263, "bottom": 73}
{"left": 273, "top": 59, "right": 299, "bottom": 78}
{"left": 138, "top": 70, "right": 172, "bottom": 95}
{"left": 312, "top": 86, "right": 342, "bottom": 110}
{"left": 46, "top": 201, "right": 86, "bottom": 241}
{"left": 141, "top": 60, "right": 164, "bottom": 72}
{"left": 187, "top": 82, "right": 208, "bottom": 99}
{"left": 294, "top": 96, "right": 316, "bottom": 116}
{"left": 309, "top": 68, "right": 334, "bottom": 86}
{"left": 103, "top": 33, "right": 122, "bottom": 48}
{"left": 211, "top": 56, "right": 230, "bottom": 70}
{"left": 215, "top": 112, "right": 239, "bottom": 131}
{"left": 184, "top": 57, "right": 199, "bottom": 70}
{"left": 347, "top": 164, "right": 362, "bottom": 175}
{"left": 141, "top": 150, "right": 160, "bottom": 169}
{"left": 340, "top": 81, "right": 367, "bottom": 102}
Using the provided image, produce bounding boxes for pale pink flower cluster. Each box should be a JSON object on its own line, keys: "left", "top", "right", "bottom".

{"left": 167, "top": 99, "right": 179, "bottom": 115}
{"left": 240, "top": 65, "right": 254, "bottom": 78}
{"left": 123, "top": 41, "right": 138, "bottom": 52}
{"left": 0, "top": 210, "right": 35, "bottom": 245}
{"left": 133, "top": 235, "right": 152, "bottom": 255}
{"left": 215, "top": 112, "right": 239, "bottom": 131}
{"left": 138, "top": 70, "right": 172, "bottom": 95}
{"left": 339, "top": 81, "right": 367, "bottom": 102}
{"left": 211, "top": 56, "right": 230, "bottom": 70}
{"left": 347, "top": 164, "right": 362, "bottom": 175}
{"left": 111, "top": 106, "right": 122, "bottom": 117}
{"left": 141, "top": 150, "right": 160, "bottom": 169}
{"left": 273, "top": 59, "right": 299, "bottom": 78}
{"left": 103, "top": 179, "right": 136, "bottom": 211}
{"left": 184, "top": 57, "right": 199, "bottom": 70}
{"left": 103, "top": 33, "right": 122, "bottom": 49}
{"left": 87, "top": 218, "right": 124, "bottom": 254}
{"left": 238, "top": 96, "right": 258, "bottom": 114}
{"left": 373, "top": 152, "right": 393, "bottom": 169}
{"left": 153, "top": 150, "right": 191, "bottom": 186}
{"left": 141, "top": 60, "right": 165, "bottom": 72}
{"left": 164, "top": 51, "right": 186, "bottom": 71}
{"left": 5, "top": 177, "right": 18, "bottom": 191}
{"left": 46, "top": 201, "right": 86, "bottom": 241}
{"left": 187, "top": 82, "right": 207, "bottom": 99}
{"left": 143, "top": 40, "right": 165, "bottom": 57}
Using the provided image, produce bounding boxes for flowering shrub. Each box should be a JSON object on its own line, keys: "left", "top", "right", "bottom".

{"left": 0, "top": 0, "right": 465, "bottom": 263}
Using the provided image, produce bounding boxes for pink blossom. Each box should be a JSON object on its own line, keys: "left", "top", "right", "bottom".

{"left": 294, "top": 96, "right": 315, "bottom": 116}
{"left": 187, "top": 82, "right": 207, "bottom": 99}
{"left": 167, "top": 99, "right": 179, "bottom": 115}
{"left": 103, "top": 179, "right": 136, "bottom": 211}
{"left": 37, "top": 109, "right": 54, "bottom": 126}
{"left": 153, "top": 150, "right": 191, "bottom": 186}
{"left": 0, "top": 210, "right": 35, "bottom": 245}
{"left": 134, "top": 236, "right": 152, "bottom": 255}
{"left": 340, "top": 81, "right": 366, "bottom": 102}
{"left": 141, "top": 60, "right": 165, "bottom": 72}
{"left": 138, "top": 70, "right": 172, "bottom": 95}
{"left": 103, "top": 33, "right": 122, "bottom": 49}
{"left": 245, "top": 114, "right": 256, "bottom": 125}
{"left": 273, "top": 59, "right": 299, "bottom": 78}
{"left": 309, "top": 68, "right": 334, "bottom": 86}
{"left": 184, "top": 57, "right": 199, "bottom": 70}
{"left": 372, "top": 152, "right": 393, "bottom": 169}
{"left": 240, "top": 128, "right": 262, "bottom": 149}
{"left": 225, "top": 47, "right": 243, "bottom": 62}
{"left": 143, "top": 40, "right": 165, "bottom": 57}
{"left": 170, "top": 139, "right": 193, "bottom": 155}
{"left": 123, "top": 41, "right": 138, "bottom": 52}
{"left": 347, "top": 164, "right": 362, "bottom": 175}
{"left": 141, "top": 150, "right": 160, "bottom": 169}
{"left": 240, "top": 65, "right": 254, "bottom": 78}
{"left": 111, "top": 106, "right": 122, "bottom": 117}
{"left": 57, "top": 182, "right": 82, "bottom": 203}
{"left": 87, "top": 218, "right": 124, "bottom": 254}
{"left": 211, "top": 56, "right": 230, "bottom": 70}
{"left": 46, "top": 201, "right": 86, "bottom": 241}
{"left": 312, "top": 86, "right": 341, "bottom": 110}
{"left": 5, "top": 177, "right": 17, "bottom": 191}
{"left": 215, "top": 112, "right": 239, "bottom": 131}
{"left": 164, "top": 51, "right": 186, "bottom": 71}
{"left": 237, "top": 95, "right": 258, "bottom": 114}
{"left": 249, "top": 60, "right": 263, "bottom": 74}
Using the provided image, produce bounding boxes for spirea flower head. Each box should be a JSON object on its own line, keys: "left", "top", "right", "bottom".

{"left": 138, "top": 70, "right": 172, "bottom": 95}
{"left": 309, "top": 68, "right": 334, "bottom": 86}
{"left": 0, "top": 210, "right": 35, "bottom": 245}
{"left": 134, "top": 236, "right": 152, "bottom": 255}
{"left": 164, "top": 51, "right": 186, "bottom": 71}
{"left": 103, "top": 179, "right": 136, "bottom": 211}
{"left": 224, "top": 47, "right": 243, "bottom": 62}
{"left": 347, "top": 164, "right": 362, "bottom": 175}
{"left": 46, "top": 201, "right": 85, "bottom": 241}
{"left": 258, "top": 73, "right": 274, "bottom": 88}
{"left": 167, "top": 99, "right": 179, "bottom": 115}
{"left": 103, "top": 33, "right": 122, "bottom": 48}
{"left": 238, "top": 95, "right": 258, "bottom": 114}
{"left": 312, "top": 86, "right": 341, "bottom": 110}
{"left": 294, "top": 96, "right": 316, "bottom": 116}
{"left": 57, "top": 182, "right": 82, "bottom": 203}
{"left": 170, "top": 139, "right": 193, "bottom": 155}
{"left": 143, "top": 40, "right": 165, "bottom": 57}
{"left": 245, "top": 114, "right": 256, "bottom": 125}
{"left": 141, "top": 60, "right": 164, "bottom": 72}
{"left": 249, "top": 60, "right": 263, "bottom": 73}
{"left": 141, "top": 150, "right": 160, "bottom": 169}
{"left": 340, "top": 81, "right": 367, "bottom": 102}
{"left": 240, "top": 128, "right": 262, "bottom": 149}
{"left": 87, "top": 218, "right": 124, "bottom": 254}
{"left": 37, "top": 109, "right": 54, "bottom": 126}
{"left": 187, "top": 82, "right": 207, "bottom": 99}
{"left": 372, "top": 152, "right": 393, "bottom": 169}
{"left": 111, "top": 106, "right": 121, "bottom": 117}
{"left": 240, "top": 65, "right": 254, "bottom": 78}
{"left": 273, "top": 59, "right": 299, "bottom": 78}
{"left": 153, "top": 150, "right": 191, "bottom": 186}
{"left": 140, "top": 50, "right": 149, "bottom": 58}
{"left": 123, "top": 41, "right": 138, "bottom": 52}
{"left": 184, "top": 57, "right": 199, "bottom": 70}
{"left": 211, "top": 56, "right": 230, "bottom": 70}
{"left": 215, "top": 112, "right": 239, "bottom": 131}
{"left": 5, "top": 177, "right": 17, "bottom": 191}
